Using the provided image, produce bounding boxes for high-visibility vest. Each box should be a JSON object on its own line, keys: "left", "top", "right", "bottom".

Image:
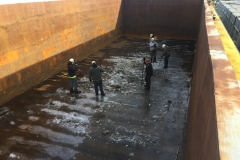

{"left": 69, "top": 75, "right": 76, "bottom": 78}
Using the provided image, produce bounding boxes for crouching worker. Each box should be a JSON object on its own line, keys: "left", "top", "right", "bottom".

{"left": 144, "top": 58, "right": 153, "bottom": 90}
{"left": 89, "top": 61, "right": 106, "bottom": 96}
{"left": 67, "top": 58, "right": 81, "bottom": 94}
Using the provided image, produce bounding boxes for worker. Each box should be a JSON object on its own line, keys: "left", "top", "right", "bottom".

{"left": 144, "top": 58, "right": 153, "bottom": 90}
{"left": 161, "top": 44, "right": 171, "bottom": 68}
{"left": 149, "top": 38, "right": 158, "bottom": 63}
{"left": 67, "top": 58, "right": 81, "bottom": 94}
{"left": 149, "top": 33, "right": 157, "bottom": 42}
{"left": 89, "top": 61, "right": 106, "bottom": 96}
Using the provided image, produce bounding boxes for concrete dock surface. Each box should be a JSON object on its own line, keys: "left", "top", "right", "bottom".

{"left": 0, "top": 36, "right": 195, "bottom": 160}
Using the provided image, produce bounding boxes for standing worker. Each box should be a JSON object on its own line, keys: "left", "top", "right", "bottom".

{"left": 149, "top": 38, "right": 158, "bottom": 63}
{"left": 144, "top": 58, "right": 153, "bottom": 90}
{"left": 149, "top": 34, "right": 157, "bottom": 42}
{"left": 89, "top": 61, "right": 106, "bottom": 96}
{"left": 161, "top": 44, "right": 171, "bottom": 68}
{"left": 67, "top": 58, "right": 81, "bottom": 94}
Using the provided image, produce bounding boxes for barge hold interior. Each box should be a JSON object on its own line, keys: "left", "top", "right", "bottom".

{"left": 0, "top": 0, "right": 240, "bottom": 160}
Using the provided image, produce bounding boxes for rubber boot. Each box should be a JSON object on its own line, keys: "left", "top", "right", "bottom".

{"left": 70, "top": 88, "right": 74, "bottom": 93}
{"left": 74, "top": 90, "right": 81, "bottom": 94}
{"left": 145, "top": 86, "right": 150, "bottom": 90}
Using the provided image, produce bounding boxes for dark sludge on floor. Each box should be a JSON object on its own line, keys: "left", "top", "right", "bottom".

{"left": 0, "top": 36, "right": 196, "bottom": 160}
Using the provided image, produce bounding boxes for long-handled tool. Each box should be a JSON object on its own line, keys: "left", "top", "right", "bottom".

{"left": 175, "top": 146, "right": 180, "bottom": 160}
{"left": 167, "top": 100, "right": 172, "bottom": 111}
{"left": 141, "top": 57, "right": 146, "bottom": 85}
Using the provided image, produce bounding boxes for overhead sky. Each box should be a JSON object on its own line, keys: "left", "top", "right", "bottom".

{"left": 0, "top": 0, "right": 59, "bottom": 5}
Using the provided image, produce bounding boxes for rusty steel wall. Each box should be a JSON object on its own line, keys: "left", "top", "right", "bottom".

{"left": 184, "top": 4, "right": 219, "bottom": 158}
{"left": 122, "top": 0, "right": 202, "bottom": 39}
{"left": 184, "top": 1, "right": 240, "bottom": 160}
{"left": 0, "top": 0, "right": 123, "bottom": 104}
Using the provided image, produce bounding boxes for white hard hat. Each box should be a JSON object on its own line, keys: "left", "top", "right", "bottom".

{"left": 69, "top": 58, "right": 74, "bottom": 62}
{"left": 92, "top": 61, "right": 96, "bottom": 64}
{"left": 151, "top": 38, "right": 154, "bottom": 41}
{"left": 162, "top": 44, "right": 166, "bottom": 48}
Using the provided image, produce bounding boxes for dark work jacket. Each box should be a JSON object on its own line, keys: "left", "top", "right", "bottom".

{"left": 161, "top": 47, "right": 170, "bottom": 57}
{"left": 145, "top": 63, "right": 153, "bottom": 77}
{"left": 67, "top": 62, "right": 77, "bottom": 78}
{"left": 89, "top": 63, "right": 104, "bottom": 81}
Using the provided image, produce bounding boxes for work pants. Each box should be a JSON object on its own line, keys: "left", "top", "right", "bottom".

{"left": 93, "top": 80, "right": 104, "bottom": 95}
{"left": 145, "top": 76, "right": 151, "bottom": 89}
{"left": 150, "top": 50, "right": 157, "bottom": 63}
{"left": 164, "top": 55, "right": 170, "bottom": 68}
{"left": 70, "top": 78, "right": 78, "bottom": 92}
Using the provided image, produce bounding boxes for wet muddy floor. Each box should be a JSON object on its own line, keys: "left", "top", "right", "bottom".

{"left": 0, "top": 36, "right": 196, "bottom": 160}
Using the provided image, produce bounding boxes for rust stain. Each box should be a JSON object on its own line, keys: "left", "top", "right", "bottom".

{"left": 0, "top": 50, "right": 19, "bottom": 66}
{"left": 24, "top": 47, "right": 29, "bottom": 52}
{"left": 60, "top": 27, "right": 78, "bottom": 49}
{"left": 101, "top": 29, "right": 107, "bottom": 35}
{"left": 95, "top": 24, "right": 101, "bottom": 30}
{"left": 16, "top": 72, "right": 22, "bottom": 82}
{"left": 60, "top": 30, "right": 68, "bottom": 47}
{"left": 67, "top": 41, "right": 73, "bottom": 48}
{"left": 42, "top": 46, "right": 56, "bottom": 59}
{"left": 67, "top": 28, "right": 74, "bottom": 38}
{"left": 76, "top": 34, "right": 81, "bottom": 41}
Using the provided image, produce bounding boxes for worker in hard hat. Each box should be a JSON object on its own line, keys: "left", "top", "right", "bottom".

{"left": 149, "top": 37, "right": 158, "bottom": 63}
{"left": 89, "top": 61, "right": 106, "bottom": 96}
{"left": 149, "top": 34, "right": 157, "bottom": 42}
{"left": 161, "top": 44, "right": 171, "bottom": 68}
{"left": 67, "top": 58, "right": 81, "bottom": 94}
